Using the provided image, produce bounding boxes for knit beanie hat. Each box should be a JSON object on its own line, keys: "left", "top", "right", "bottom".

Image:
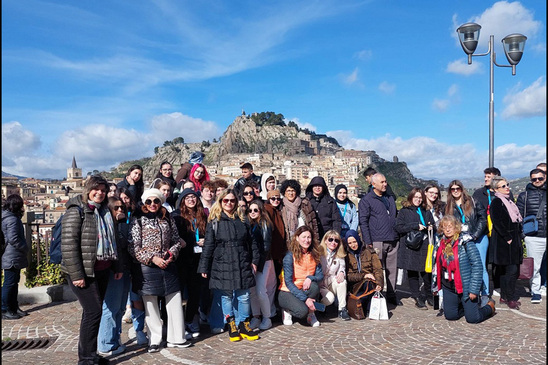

{"left": 267, "top": 189, "right": 281, "bottom": 199}
{"left": 189, "top": 151, "right": 205, "bottom": 164}
{"left": 141, "top": 188, "right": 166, "bottom": 205}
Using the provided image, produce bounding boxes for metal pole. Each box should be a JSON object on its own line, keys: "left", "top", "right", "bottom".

{"left": 489, "top": 35, "right": 495, "bottom": 168}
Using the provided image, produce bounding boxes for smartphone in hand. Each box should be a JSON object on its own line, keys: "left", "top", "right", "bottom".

{"left": 313, "top": 301, "right": 326, "bottom": 312}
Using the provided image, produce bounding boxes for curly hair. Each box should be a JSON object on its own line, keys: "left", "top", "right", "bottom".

{"left": 2, "top": 194, "right": 25, "bottom": 218}
{"left": 280, "top": 179, "right": 302, "bottom": 196}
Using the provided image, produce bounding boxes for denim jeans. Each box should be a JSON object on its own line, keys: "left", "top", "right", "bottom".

{"left": 525, "top": 236, "right": 547, "bottom": 295}
{"left": 68, "top": 269, "right": 110, "bottom": 365}
{"left": 129, "top": 288, "right": 146, "bottom": 332}
{"left": 1, "top": 267, "right": 21, "bottom": 312}
{"left": 208, "top": 289, "right": 226, "bottom": 330}
{"left": 475, "top": 235, "right": 490, "bottom": 295}
{"left": 219, "top": 289, "right": 250, "bottom": 325}
{"left": 97, "top": 271, "right": 130, "bottom": 352}
{"left": 442, "top": 286, "right": 493, "bottom": 323}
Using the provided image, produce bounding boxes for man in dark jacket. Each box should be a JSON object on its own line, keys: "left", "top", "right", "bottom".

{"left": 516, "top": 168, "right": 546, "bottom": 304}
{"left": 305, "top": 176, "right": 342, "bottom": 240}
{"left": 363, "top": 167, "right": 397, "bottom": 201}
{"left": 358, "top": 173, "right": 401, "bottom": 306}
{"left": 233, "top": 163, "right": 262, "bottom": 198}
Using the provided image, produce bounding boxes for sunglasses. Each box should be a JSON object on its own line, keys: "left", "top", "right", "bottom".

{"left": 269, "top": 197, "right": 282, "bottom": 201}
{"left": 222, "top": 198, "right": 236, "bottom": 204}
{"left": 497, "top": 184, "right": 509, "bottom": 189}
{"left": 531, "top": 177, "right": 545, "bottom": 182}
{"left": 114, "top": 205, "right": 125, "bottom": 210}
{"left": 145, "top": 198, "right": 161, "bottom": 205}
{"left": 450, "top": 187, "right": 462, "bottom": 192}
{"left": 327, "top": 238, "right": 341, "bottom": 244}
{"left": 243, "top": 192, "right": 254, "bottom": 196}
{"left": 248, "top": 208, "right": 259, "bottom": 213}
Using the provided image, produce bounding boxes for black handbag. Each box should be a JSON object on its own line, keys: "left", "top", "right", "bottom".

{"left": 405, "top": 230, "right": 424, "bottom": 250}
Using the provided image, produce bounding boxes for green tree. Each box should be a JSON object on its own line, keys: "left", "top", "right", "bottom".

{"left": 172, "top": 137, "right": 184, "bottom": 144}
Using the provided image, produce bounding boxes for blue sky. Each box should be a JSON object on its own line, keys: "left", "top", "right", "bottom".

{"left": 2, "top": 0, "right": 546, "bottom": 184}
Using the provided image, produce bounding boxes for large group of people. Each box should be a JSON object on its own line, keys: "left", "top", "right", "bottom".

{"left": 2, "top": 156, "right": 546, "bottom": 365}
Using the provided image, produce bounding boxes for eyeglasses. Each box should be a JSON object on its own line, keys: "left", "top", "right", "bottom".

{"left": 145, "top": 198, "right": 161, "bottom": 205}
{"left": 531, "top": 177, "right": 545, "bottom": 182}
{"left": 327, "top": 238, "right": 341, "bottom": 244}
{"left": 450, "top": 187, "right": 462, "bottom": 192}
{"left": 243, "top": 192, "right": 254, "bottom": 196}
{"left": 222, "top": 198, "right": 236, "bottom": 204}
{"left": 270, "top": 197, "right": 282, "bottom": 201}
{"left": 114, "top": 205, "right": 125, "bottom": 210}
{"left": 248, "top": 208, "right": 259, "bottom": 213}
{"left": 497, "top": 184, "right": 509, "bottom": 189}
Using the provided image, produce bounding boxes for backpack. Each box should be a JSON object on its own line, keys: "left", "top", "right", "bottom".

{"left": 49, "top": 206, "right": 84, "bottom": 264}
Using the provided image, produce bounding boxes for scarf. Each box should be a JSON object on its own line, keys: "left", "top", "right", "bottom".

{"left": 494, "top": 192, "right": 523, "bottom": 223}
{"left": 88, "top": 201, "right": 118, "bottom": 261}
{"left": 282, "top": 196, "right": 302, "bottom": 233}
{"left": 345, "top": 230, "right": 363, "bottom": 272}
{"left": 436, "top": 236, "right": 463, "bottom": 293}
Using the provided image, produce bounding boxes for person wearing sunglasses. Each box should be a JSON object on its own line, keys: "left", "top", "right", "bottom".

{"left": 239, "top": 181, "right": 259, "bottom": 211}
{"left": 305, "top": 176, "right": 342, "bottom": 241}
{"left": 319, "top": 230, "right": 350, "bottom": 321}
{"left": 516, "top": 168, "right": 546, "bottom": 304}
{"left": 172, "top": 188, "right": 209, "bottom": 339}
{"left": 445, "top": 180, "right": 489, "bottom": 304}
{"left": 395, "top": 188, "right": 435, "bottom": 310}
{"left": 129, "top": 188, "right": 190, "bottom": 352}
{"left": 334, "top": 184, "right": 358, "bottom": 238}
{"left": 488, "top": 176, "right": 524, "bottom": 310}
{"left": 345, "top": 230, "right": 383, "bottom": 318}
{"left": 97, "top": 197, "right": 133, "bottom": 357}
{"left": 198, "top": 189, "right": 260, "bottom": 342}
{"left": 246, "top": 199, "right": 276, "bottom": 331}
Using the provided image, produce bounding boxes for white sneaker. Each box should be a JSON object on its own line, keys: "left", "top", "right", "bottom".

{"left": 540, "top": 286, "right": 547, "bottom": 297}
{"left": 282, "top": 310, "right": 293, "bottom": 326}
{"left": 249, "top": 317, "right": 261, "bottom": 329}
{"left": 211, "top": 327, "right": 224, "bottom": 334}
{"left": 136, "top": 331, "right": 148, "bottom": 346}
{"left": 258, "top": 317, "right": 272, "bottom": 330}
{"left": 98, "top": 344, "right": 126, "bottom": 357}
{"left": 122, "top": 307, "right": 132, "bottom": 324}
{"left": 492, "top": 289, "right": 501, "bottom": 297}
{"left": 307, "top": 313, "right": 320, "bottom": 327}
{"left": 184, "top": 331, "right": 193, "bottom": 340}
{"left": 167, "top": 341, "right": 192, "bottom": 348}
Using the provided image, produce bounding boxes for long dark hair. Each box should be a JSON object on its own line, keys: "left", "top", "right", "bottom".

{"left": 2, "top": 194, "right": 24, "bottom": 218}
{"left": 424, "top": 183, "right": 444, "bottom": 219}
{"left": 118, "top": 186, "right": 136, "bottom": 213}
{"left": 178, "top": 193, "right": 208, "bottom": 235}
{"left": 445, "top": 180, "right": 473, "bottom": 217}
{"left": 125, "top": 164, "right": 144, "bottom": 199}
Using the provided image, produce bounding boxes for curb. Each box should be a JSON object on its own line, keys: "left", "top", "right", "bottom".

{"left": 19, "top": 284, "right": 76, "bottom": 305}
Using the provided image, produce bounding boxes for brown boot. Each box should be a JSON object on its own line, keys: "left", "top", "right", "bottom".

{"left": 226, "top": 316, "right": 241, "bottom": 342}
{"left": 486, "top": 299, "right": 496, "bottom": 315}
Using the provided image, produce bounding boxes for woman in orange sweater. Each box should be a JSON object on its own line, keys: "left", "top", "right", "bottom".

{"left": 278, "top": 225, "right": 324, "bottom": 327}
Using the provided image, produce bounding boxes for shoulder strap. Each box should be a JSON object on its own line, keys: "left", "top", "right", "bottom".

{"left": 536, "top": 191, "right": 546, "bottom": 219}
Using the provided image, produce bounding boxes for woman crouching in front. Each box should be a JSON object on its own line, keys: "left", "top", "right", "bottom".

{"left": 278, "top": 225, "right": 324, "bottom": 327}
{"left": 436, "top": 215, "right": 496, "bottom": 323}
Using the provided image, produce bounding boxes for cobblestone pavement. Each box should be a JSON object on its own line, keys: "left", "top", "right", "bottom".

{"left": 2, "top": 283, "right": 546, "bottom": 365}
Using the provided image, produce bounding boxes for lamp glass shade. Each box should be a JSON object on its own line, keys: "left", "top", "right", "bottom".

{"left": 502, "top": 33, "right": 527, "bottom": 65}
{"left": 457, "top": 23, "right": 481, "bottom": 55}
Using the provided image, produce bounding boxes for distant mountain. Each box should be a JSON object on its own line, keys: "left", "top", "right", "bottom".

{"left": 2, "top": 171, "right": 26, "bottom": 179}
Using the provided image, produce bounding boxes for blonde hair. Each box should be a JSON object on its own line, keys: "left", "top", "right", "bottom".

{"left": 438, "top": 215, "right": 462, "bottom": 241}
{"left": 319, "top": 230, "right": 346, "bottom": 258}
{"left": 208, "top": 189, "right": 241, "bottom": 222}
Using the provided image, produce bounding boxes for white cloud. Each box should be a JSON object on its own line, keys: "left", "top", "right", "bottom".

{"left": 149, "top": 112, "right": 220, "bottom": 143}
{"left": 378, "top": 81, "right": 396, "bottom": 94}
{"left": 341, "top": 67, "right": 360, "bottom": 86}
{"left": 502, "top": 77, "right": 546, "bottom": 119}
{"left": 432, "top": 99, "right": 450, "bottom": 112}
{"left": 287, "top": 117, "right": 317, "bottom": 132}
{"left": 354, "top": 49, "right": 372, "bottom": 61}
{"left": 446, "top": 59, "right": 482, "bottom": 76}
{"left": 432, "top": 84, "right": 460, "bottom": 112}
{"left": 326, "top": 129, "right": 543, "bottom": 181}
{"left": 1, "top": 121, "right": 41, "bottom": 156}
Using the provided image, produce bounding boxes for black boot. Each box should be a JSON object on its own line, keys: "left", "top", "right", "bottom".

{"left": 414, "top": 297, "right": 428, "bottom": 310}
{"left": 226, "top": 316, "right": 241, "bottom": 342}
{"left": 239, "top": 318, "right": 259, "bottom": 341}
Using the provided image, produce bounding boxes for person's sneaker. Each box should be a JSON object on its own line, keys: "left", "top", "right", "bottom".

{"left": 239, "top": 318, "right": 259, "bottom": 341}
{"left": 167, "top": 341, "right": 192, "bottom": 348}
{"left": 249, "top": 316, "right": 261, "bottom": 330}
{"left": 531, "top": 294, "right": 542, "bottom": 304}
{"left": 186, "top": 322, "right": 200, "bottom": 338}
{"left": 307, "top": 312, "right": 320, "bottom": 327}
{"left": 492, "top": 288, "right": 501, "bottom": 297}
{"left": 282, "top": 310, "right": 293, "bottom": 326}
{"left": 136, "top": 331, "right": 148, "bottom": 346}
{"left": 338, "top": 308, "right": 351, "bottom": 321}
{"left": 226, "top": 316, "right": 242, "bottom": 342}
{"left": 258, "top": 317, "right": 272, "bottom": 330}
{"left": 436, "top": 309, "right": 444, "bottom": 317}
{"left": 540, "top": 286, "right": 547, "bottom": 297}
{"left": 184, "top": 331, "right": 193, "bottom": 340}
{"left": 16, "top": 308, "right": 29, "bottom": 317}
{"left": 147, "top": 344, "right": 161, "bottom": 353}
{"left": 2, "top": 311, "right": 21, "bottom": 320}
{"left": 122, "top": 307, "right": 132, "bottom": 324}
{"left": 98, "top": 344, "right": 126, "bottom": 357}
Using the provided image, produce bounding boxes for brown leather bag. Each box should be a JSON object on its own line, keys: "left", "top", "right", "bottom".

{"left": 346, "top": 280, "right": 377, "bottom": 320}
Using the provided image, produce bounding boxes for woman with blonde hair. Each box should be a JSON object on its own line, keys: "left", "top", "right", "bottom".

{"left": 198, "top": 189, "right": 260, "bottom": 342}
{"left": 278, "top": 225, "right": 324, "bottom": 327}
{"left": 319, "top": 230, "right": 350, "bottom": 320}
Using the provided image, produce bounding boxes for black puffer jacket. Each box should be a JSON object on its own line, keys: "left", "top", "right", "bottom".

{"left": 250, "top": 221, "right": 273, "bottom": 272}
{"left": 60, "top": 196, "right": 121, "bottom": 280}
{"left": 449, "top": 199, "right": 487, "bottom": 242}
{"left": 395, "top": 206, "right": 435, "bottom": 272}
{"left": 517, "top": 182, "right": 546, "bottom": 238}
{"left": 1, "top": 210, "right": 29, "bottom": 270}
{"left": 198, "top": 212, "right": 259, "bottom": 291}
{"left": 305, "top": 176, "right": 342, "bottom": 239}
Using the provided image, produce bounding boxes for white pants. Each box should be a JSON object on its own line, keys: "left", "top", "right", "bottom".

{"left": 320, "top": 279, "right": 347, "bottom": 310}
{"left": 143, "top": 291, "right": 185, "bottom": 346}
{"left": 525, "top": 236, "right": 547, "bottom": 295}
{"left": 250, "top": 260, "right": 277, "bottom": 318}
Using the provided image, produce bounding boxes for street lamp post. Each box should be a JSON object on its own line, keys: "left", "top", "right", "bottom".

{"left": 456, "top": 23, "right": 527, "bottom": 168}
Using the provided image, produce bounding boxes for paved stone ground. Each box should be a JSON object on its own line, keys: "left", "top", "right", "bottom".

{"left": 2, "top": 280, "right": 546, "bottom": 365}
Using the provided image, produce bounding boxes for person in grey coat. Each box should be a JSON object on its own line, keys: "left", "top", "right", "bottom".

{"left": 2, "top": 194, "right": 29, "bottom": 320}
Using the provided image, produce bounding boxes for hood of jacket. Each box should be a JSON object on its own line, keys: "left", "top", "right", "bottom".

{"left": 306, "top": 176, "right": 329, "bottom": 197}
